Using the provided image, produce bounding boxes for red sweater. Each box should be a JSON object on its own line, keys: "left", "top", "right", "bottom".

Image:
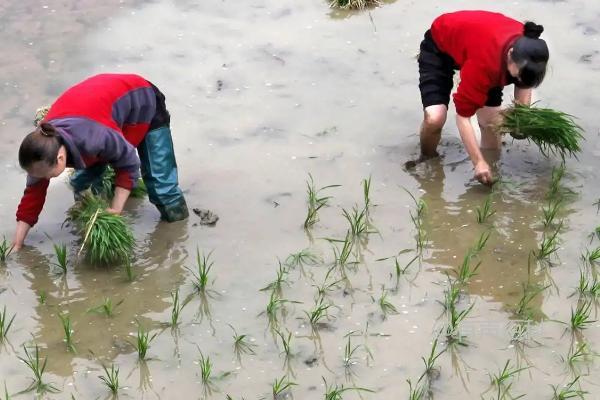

{"left": 16, "top": 74, "right": 157, "bottom": 226}
{"left": 431, "top": 11, "right": 523, "bottom": 117}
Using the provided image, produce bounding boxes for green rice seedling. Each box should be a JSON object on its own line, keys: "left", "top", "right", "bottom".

{"left": 488, "top": 360, "right": 527, "bottom": 400}
{"left": 377, "top": 288, "right": 398, "bottom": 318}
{"left": 58, "top": 313, "right": 75, "bottom": 352}
{"left": 499, "top": 103, "right": 584, "bottom": 158}
{"left": 393, "top": 254, "right": 420, "bottom": 277}
{"left": 552, "top": 376, "right": 587, "bottom": 400}
{"left": 304, "top": 298, "right": 333, "bottom": 327}
{"left": 0, "top": 306, "right": 15, "bottom": 341}
{"left": 407, "top": 379, "right": 426, "bottom": 400}
{"left": 198, "top": 351, "right": 212, "bottom": 385}
{"left": 563, "top": 342, "right": 594, "bottom": 368}
{"left": 322, "top": 377, "right": 373, "bottom": 399}
{"left": 18, "top": 344, "right": 59, "bottom": 394}
{"left": 98, "top": 166, "right": 147, "bottom": 199}
{"left": 38, "top": 291, "right": 47, "bottom": 305}
{"left": 303, "top": 174, "right": 340, "bottom": 229}
{"left": 476, "top": 194, "right": 496, "bottom": 224}
{"left": 3, "top": 381, "right": 9, "bottom": 400}
{"left": 87, "top": 298, "right": 124, "bottom": 317}
{"left": 456, "top": 251, "right": 481, "bottom": 284}
{"left": 329, "top": 0, "right": 381, "bottom": 11}
{"left": 342, "top": 206, "right": 374, "bottom": 239}
{"left": 445, "top": 301, "right": 475, "bottom": 345}
{"left": 275, "top": 328, "right": 293, "bottom": 358}
{"left": 534, "top": 223, "right": 562, "bottom": 261}
{"left": 404, "top": 189, "right": 428, "bottom": 252}
{"left": 472, "top": 230, "right": 491, "bottom": 255}
{"left": 546, "top": 163, "right": 575, "bottom": 201}
{"left": 515, "top": 284, "right": 549, "bottom": 319}
{"left": 260, "top": 261, "right": 290, "bottom": 293}
{"left": 570, "top": 300, "right": 595, "bottom": 331}
{"left": 265, "top": 291, "right": 298, "bottom": 325}
{"left": 583, "top": 247, "right": 600, "bottom": 266}
{"left": 133, "top": 323, "right": 157, "bottom": 360}
{"left": 0, "top": 237, "right": 14, "bottom": 263}
{"left": 170, "top": 290, "right": 188, "bottom": 327}
{"left": 439, "top": 277, "right": 461, "bottom": 312}
{"left": 575, "top": 270, "right": 600, "bottom": 297}
{"left": 362, "top": 175, "right": 372, "bottom": 212}
{"left": 314, "top": 265, "right": 343, "bottom": 299}
{"left": 272, "top": 375, "right": 297, "bottom": 398}
{"left": 329, "top": 231, "right": 356, "bottom": 266}
{"left": 420, "top": 338, "right": 445, "bottom": 381}
{"left": 285, "top": 248, "right": 320, "bottom": 268}
{"left": 342, "top": 332, "right": 361, "bottom": 367}
{"left": 542, "top": 199, "right": 563, "bottom": 228}
{"left": 68, "top": 193, "right": 135, "bottom": 265}
{"left": 187, "top": 248, "right": 214, "bottom": 292}
{"left": 229, "top": 325, "right": 257, "bottom": 356}
{"left": 98, "top": 363, "right": 119, "bottom": 395}
{"left": 124, "top": 260, "right": 135, "bottom": 281}
{"left": 50, "top": 243, "right": 68, "bottom": 274}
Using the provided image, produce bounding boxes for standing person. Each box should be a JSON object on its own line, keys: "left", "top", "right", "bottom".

{"left": 415, "top": 10, "right": 549, "bottom": 185}
{"left": 13, "top": 73, "right": 189, "bottom": 250}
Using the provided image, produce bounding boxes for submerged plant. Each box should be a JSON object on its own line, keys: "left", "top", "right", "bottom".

{"left": 87, "top": 298, "right": 124, "bottom": 318}
{"left": 570, "top": 300, "right": 595, "bottom": 331}
{"left": 404, "top": 189, "right": 428, "bottom": 253}
{"left": 229, "top": 325, "right": 257, "bottom": 356}
{"left": 275, "top": 328, "right": 293, "bottom": 358}
{"left": 377, "top": 288, "right": 398, "bottom": 318}
{"left": 342, "top": 206, "right": 373, "bottom": 239}
{"left": 551, "top": 376, "right": 587, "bottom": 400}
{"left": 170, "top": 290, "right": 187, "bottom": 327}
{"left": 187, "top": 248, "right": 214, "bottom": 292}
{"left": 58, "top": 313, "right": 75, "bottom": 352}
{"left": 98, "top": 363, "right": 120, "bottom": 395}
{"left": 322, "top": 377, "right": 373, "bottom": 399}
{"left": 542, "top": 199, "right": 563, "bottom": 228}
{"left": 18, "top": 344, "right": 59, "bottom": 394}
{"left": 199, "top": 351, "right": 212, "bottom": 385}
{"left": 285, "top": 248, "right": 320, "bottom": 268}
{"left": 272, "top": 375, "right": 297, "bottom": 398}
{"left": 0, "top": 306, "right": 15, "bottom": 342}
{"left": 488, "top": 360, "right": 527, "bottom": 400}
{"left": 515, "top": 284, "right": 549, "bottom": 319}
{"left": 305, "top": 298, "right": 333, "bottom": 327}
{"left": 0, "top": 237, "right": 14, "bottom": 263}
{"left": 499, "top": 103, "right": 584, "bottom": 158}
{"left": 476, "top": 194, "right": 496, "bottom": 224}
{"left": 362, "top": 175, "right": 373, "bottom": 212}
{"left": 534, "top": 223, "right": 562, "bottom": 261}
{"left": 133, "top": 323, "right": 157, "bottom": 360}
{"left": 260, "top": 261, "right": 290, "bottom": 293}
{"left": 67, "top": 193, "right": 135, "bottom": 265}
{"left": 50, "top": 243, "right": 68, "bottom": 274}
{"left": 456, "top": 251, "right": 481, "bottom": 284}
{"left": 303, "top": 174, "right": 340, "bottom": 229}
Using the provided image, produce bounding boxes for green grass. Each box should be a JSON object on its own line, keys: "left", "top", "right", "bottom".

{"left": 407, "top": 378, "right": 426, "bottom": 400}
{"left": 342, "top": 332, "right": 361, "bottom": 368}
{"left": 552, "top": 376, "right": 587, "bottom": 400}
{"left": 0, "top": 237, "right": 14, "bottom": 263}
{"left": 576, "top": 270, "right": 600, "bottom": 297}
{"left": 18, "top": 344, "right": 59, "bottom": 394}
{"left": 87, "top": 298, "right": 123, "bottom": 317}
{"left": 377, "top": 288, "right": 398, "bottom": 318}
{"left": 445, "top": 300, "right": 475, "bottom": 345}
{"left": 271, "top": 375, "right": 297, "bottom": 398}
{"left": 68, "top": 193, "right": 134, "bottom": 265}
{"left": 58, "top": 313, "right": 75, "bottom": 352}
{"left": 285, "top": 248, "right": 320, "bottom": 268}
{"left": 322, "top": 377, "right": 373, "bottom": 399}
{"left": 304, "top": 298, "right": 333, "bottom": 327}
{"left": 229, "top": 325, "right": 257, "bottom": 356}
{"left": 570, "top": 300, "right": 595, "bottom": 331}
{"left": 515, "top": 284, "right": 549, "bottom": 319}
{"left": 199, "top": 351, "right": 212, "bottom": 385}
{"left": 534, "top": 223, "right": 562, "bottom": 260}
{"left": 124, "top": 260, "right": 135, "bottom": 281}
{"left": 476, "top": 194, "right": 496, "bottom": 224}
{"left": 0, "top": 306, "right": 15, "bottom": 342}
{"left": 329, "top": 231, "right": 356, "bottom": 266}
{"left": 472, "top": 230, "right": 491, "bottom": 254}
{"left": 98, "top": 166, "right": 147, "bottom": 199}
{"left": 420, "top": 338, "right": 445, "bottom": 381}
{"left": 303, "top": 174, "right": 340, "bottom": 229}
{"left": 187, "top": 248, "right": 214, "bottom": 292}
{"left": 542, "top": 199, "right": 563, "bottom": 228}
{"left": 342, "top": 205, "right": 376, "bottom": 239}
{"left": 314, "top": 265, "right": 344, "bottom": 299}
{"left": 275, "top": 328, "right": 293, "bottom": 358}
{"left": 456, "top": 251, "right": 481, "bottom": 284}
{"left": 488, "top": 360, "right": 527, "bottom": 400}
{"left": 170, "top": 290, "right": 187, "bottom": 327}
{"left": 133, "top": 323, "right": 157, "bottom": 360}
{"left": 583, "top": 247, "right": 600, "bottom": 266}
{"left": 329, "top": 0, "right": 381, "bottom": 10}
{"left": 439, "top": 277, "right": 461, "bottom": 312}
{"left": 500, "top": 103, "right": 584, "bottom": 158}
{"left": 50, "top": 243, "right": 68, "bottom": 274}
{"left": 563, "top": 341, "right": 593, "bottom": 368}
{"left": 362, "top": 175, "right": 372, "bottom": 211}
{"left": 98, "top": 363, "right": 119, "bottom": 395}
{"left": 404, "top": 189, "right": 428, "bottom": 253}
{"left": 260, "top": 261, "right": 290, "bottom": 293}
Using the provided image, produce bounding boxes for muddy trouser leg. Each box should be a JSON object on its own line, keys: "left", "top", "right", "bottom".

{"left": 138, "top": 125, "right": 189, "bottom": 222}
{"left": 70, "top": 164, "right": 108, "bottom": 199}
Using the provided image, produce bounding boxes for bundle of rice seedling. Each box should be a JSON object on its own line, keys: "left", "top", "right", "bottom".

{"left": 99, "top": 166, "right": 147, "bottom": 199}
{"left": 67, "top": 193, "right": 135, "bottom": 265}
{"left": 499, "top": 103, "right": 584, "bottom": 158}
{"left": 329, "top": 0, "right": 381, "bottom": 10}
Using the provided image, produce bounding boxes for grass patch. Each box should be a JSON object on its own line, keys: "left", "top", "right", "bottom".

{"left": 271, "top": 375, "right": 296, "bottom": 398}
{"left": 500, "top": 103, "right": 584, "bottom": 158}
{"left": 133, "top": 322, "right": 157, "bottom": 360}
{"left": 476, "top": 194, "right": 496, "bottom": 224}
{"left": 186, "top": 248, "right": 214, "bottom": 292}
{"left": 329, "top": 0, "right": 381, "bottom": 10}
{"left": 487, "top": 359, "right": 527, "bottom": 400}
{"left": 18, "top": 343, "right": 59, "bottom": 394}
{"left": 98, "top": 363, "right": 120, "bottom": 395}
{"left": 87, "top": 298, "right": 123, "bottom": 318}
{"left": 552, "top": 376, "right": 587, "bottom": 399}
{"left": 570, "top": 300, "right": 595, "bottom": 331}
{"left": 303, "top": 173, "right": 340, "bottom": 229}
{"left": 58, "top": 313, "right": 75, "bottom": 352}
{"left": 50, "top": 243, "right": 68, "bottom": 274}
{"left": 0, "top": 237, "right": 14, "bottom": 263}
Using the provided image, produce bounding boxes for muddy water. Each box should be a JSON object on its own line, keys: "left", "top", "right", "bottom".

{"left": 1, "top": 0, "right": 600, "bottom": 398}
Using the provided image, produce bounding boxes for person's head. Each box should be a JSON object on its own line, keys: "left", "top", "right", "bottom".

{"left": 507, "top": 21, "right": 549, "bottom": 88}
{"left": 19, "top": 122, "right": 67, "bottom": 179}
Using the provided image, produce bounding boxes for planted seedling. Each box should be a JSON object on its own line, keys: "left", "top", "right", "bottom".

{"left": 304, "top": 298, "right": 333, "bottom": 327}
{"left": 170, "top": 290, "right": 188, "bottom": 327}
{"left": 376, "top": 288, "right": 398, "bottom": 318}
{"left": 124, "top": 260, "right": 135, "bottom": 282}
{"left": 0, "top": 306, "right": 15, "bottom": 342}
{"left": 133, "top": 323, "right": 157, "bottom": 360}
{"left": 404, "top": 188, "right": 428, "bottom": 252}
{"left": 439, "top": 277, "right": 461, "bottom": 312}
{"left": 472, "top": 230, "right": 492, "bottom": 254}
{"left": 260, "top": 261, "right": 290, "bottom": 293}
{"left": 199, "top": 350, "right": 212, "bottom": 385}
{"left": 534, "top": 223, "right": 562, "bottom": 261}
{"left": 420, "top": 338, "right": 445, "bottom": 382}
{"left": 229, "top": 324, "right": 257, "bottom": 356}
{"left": 285, "top": 248, "right": 320, "bottom": 268}
{"left": 187, "top": 248, "right": 214, "bottom": 292}
{"left": 329, "top": 231, "right": 356, "bottom": 266}
{"left": 322, "top": 377, "right": 373, "bottom": 399}
{"left": 488, "top": 359, "right": 527, "bottom": 400}
{"left": 265, "top": 291, "right": 299, "bottom": 325}
{"left": 98, "top": 363, "right": 119, "bottom": 395}
{"left": 570, "top": 300, "right": 595, "bottom": 331}
{"left": 58, "top": 313, "right": 75, "bottom": 352}
{"left": 445, "top": 300, "right": 475, "bottom": 345}
{"left": 87, "top": 298, "right": 124, "bottom": 318}
{"left": 50, "top": 243, "right": 68, "bottom": 274}
{"left": 515, "top": 284, "right": 549, "bottom": 319}
{"left": 551, "top": 376, "right": 587, "bottom": 400}
{"left": 456, "top": 251, "right": 481, "bottom": 285}
{"left": 275, "top": 328, "right": 293, "bottom": 358}
{"left": 575, "top": 270, "right": 600, "bottom": 298}
{"left": 583, "top": 247, "right": 600, "bottom": 266}
{"left": 476, "top": 194, "right": 496, "bottom": 224}
{"left": 18, "top": 343, "right": 59, "bottom": 394}
{"left": 407, "top": 378, "right": 426, "bottom": 400}
{"left": 0, "top": 237, "right": 13, "bottom": 263}
{"left": 303, "top": 173, "right": 340, "bottom": 229}
{"left": 313, "top": 265, "right": 343, "bottom": 299}
{"left": 542, "top": 199, "right": 563, "bottom": 228}
{"left": 342, "top": 332, "right": 361, "bottom": 368}
{"left": 562, "top": 341, "right": 594, "bottom": 368}
{"left": 362, "top": 175, "right": 373, "bottom": 212}
{"left": 342, "top": 206, "right": 373, "bottom": 239}
{"left": 271, "top": 375, "right": 297, "bottom": 398}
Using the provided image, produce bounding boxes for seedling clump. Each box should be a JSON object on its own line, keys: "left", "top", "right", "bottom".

{"left": 303, "top": 173, "right": 340, "bottom": 229}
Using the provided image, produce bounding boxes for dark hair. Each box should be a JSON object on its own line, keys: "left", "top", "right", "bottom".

{"left": 18, "top": 122, "right": 63, "bottom": 170}
{"left": 510, "top": 21, "right": 549, "bottom": 88}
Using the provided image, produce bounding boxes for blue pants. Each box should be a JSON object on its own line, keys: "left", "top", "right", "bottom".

{"left": 70, "top": 126, "right": 188, "bottom": 222}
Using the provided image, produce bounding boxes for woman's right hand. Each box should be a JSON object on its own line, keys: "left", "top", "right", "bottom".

{"left": 474, "top": 160, "right": 493, "bottom": 186}
{"left": 12, "top": 221, "right": 32, "bottom": 252}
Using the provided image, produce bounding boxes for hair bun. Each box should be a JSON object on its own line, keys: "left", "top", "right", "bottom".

{"left": 38, "top": 122, "right": 56, "bottom": 137}
{"left": 524, "top": 21, "right": 544, "bottom": 39}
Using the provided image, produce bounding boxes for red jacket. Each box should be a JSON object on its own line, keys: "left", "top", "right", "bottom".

{"left": 16, "top": 74, "right": 157, "bottom": 226}
{"left": 431, "top": 11, "right": 523, "bottom": 117}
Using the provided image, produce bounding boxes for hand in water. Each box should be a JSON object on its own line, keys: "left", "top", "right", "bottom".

{"left": 474, "top": 160, "right": 493, "bottom": 186}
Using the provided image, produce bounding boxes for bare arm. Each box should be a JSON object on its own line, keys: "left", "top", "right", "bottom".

{"left": 12, "top": 221, "right": 32, "bottom": 251}
{"left": 107, "top": 186, "right": 132, "bottom": 214}
{"left": 456, "top": 115, "right": 493, "bottom": 185}
{"left": 514, "top": 87, "right": 532, "bottom": 105}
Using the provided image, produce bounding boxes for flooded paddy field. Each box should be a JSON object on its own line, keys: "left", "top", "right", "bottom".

{"left": 1, "top": 0, "right": 600, "bottom": 398}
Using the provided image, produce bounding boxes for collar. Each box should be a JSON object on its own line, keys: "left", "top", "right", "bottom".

{"left": 55, "top": 126, "right": 86, "bottom": 169}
